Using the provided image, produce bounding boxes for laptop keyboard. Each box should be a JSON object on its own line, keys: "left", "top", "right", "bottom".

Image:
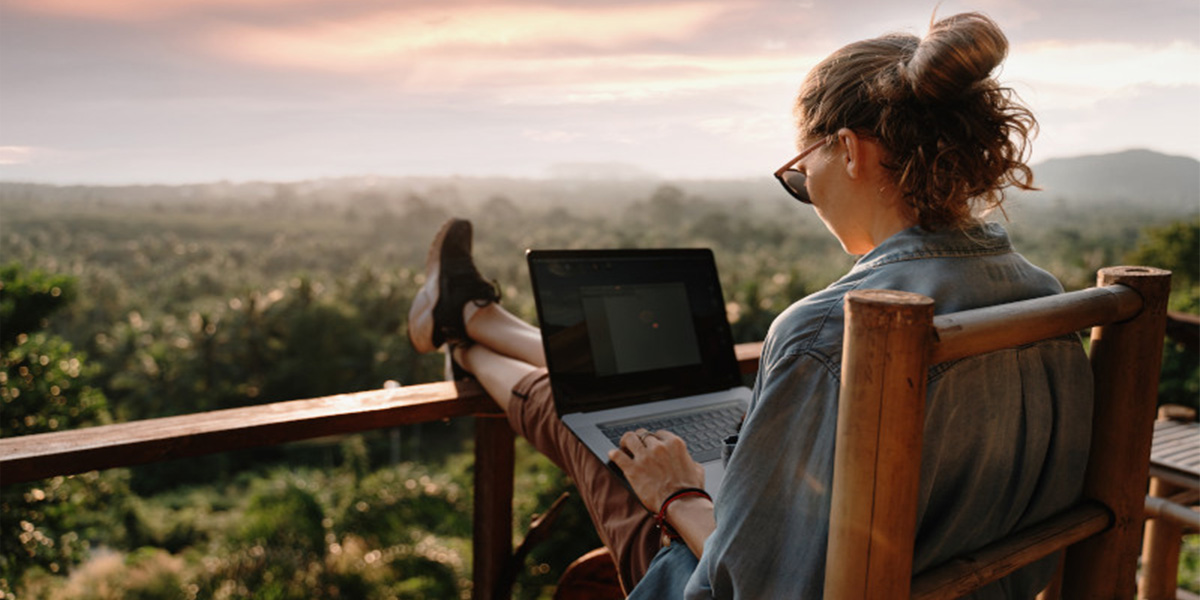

{"left": 599, "top": 403, "right": 744, "bottom": 463}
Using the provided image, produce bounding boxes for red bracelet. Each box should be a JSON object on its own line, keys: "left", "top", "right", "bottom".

{"left": 656, "top": 487, "right": 712, "bottom": 541}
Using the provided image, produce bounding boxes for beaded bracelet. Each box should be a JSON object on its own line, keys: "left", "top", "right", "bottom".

{"left": 656, "top": 487, "right": 712, "bottom": 541}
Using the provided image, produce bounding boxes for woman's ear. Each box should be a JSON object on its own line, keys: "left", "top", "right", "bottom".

{"left": 837, "top": 127, "right": 863, "bottom": 179}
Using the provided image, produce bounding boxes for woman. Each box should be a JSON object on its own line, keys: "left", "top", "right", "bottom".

{"left": 408, "top": 12, "right": 1091, "bottom": 599}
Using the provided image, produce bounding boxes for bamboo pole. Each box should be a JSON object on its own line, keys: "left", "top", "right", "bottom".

{"left": 1061, "top": 266, "right": 1172, "bottom": 600}
{"left": 1144, "top": 493, "right": 1200, "bottom": 528}
{"left": 1140, "top": 477, "right": 1187, "bottom": 600}
{"left": 932, "top": 284, "right": 1142, "bottom": 364}
{"left": 910, "top": 502, "right": 1111, "bottom": 600}
{"left": 824, "top": 289, "right": 935, "bottom": 600}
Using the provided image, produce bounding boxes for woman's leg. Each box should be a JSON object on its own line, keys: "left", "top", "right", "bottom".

{"left": 449, "top": 320, "right": 662, "bottom": 589}
{"left": 440, "top": 302, "right": 543, "bottom": 409}
{"left": 409, "top": 219, "right": 661, "bottom": 587}
{"left": 454, "top": 341, "right": 536, "bottom": 410}
{"left": 465, "top": 303, "right": 545, "bottom": 368}
{"left": 499, "top": 368, "right": 664, "bottom": 590}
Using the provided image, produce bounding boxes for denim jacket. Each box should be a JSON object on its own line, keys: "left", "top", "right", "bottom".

{"left": 630, "top": 223, "right": 1093, "bottom": 599}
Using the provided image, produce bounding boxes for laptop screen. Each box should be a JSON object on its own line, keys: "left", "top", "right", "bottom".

{"left": 527, "top": 248, "right": 741, "bottom": 413}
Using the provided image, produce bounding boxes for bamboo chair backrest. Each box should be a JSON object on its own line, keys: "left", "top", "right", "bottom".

{"left": 821, "top": 266, "right": 1172, "bottom": 600}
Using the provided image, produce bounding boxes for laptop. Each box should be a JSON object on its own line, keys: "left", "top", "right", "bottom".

{"left": 526, "top": 248, "right": 751, "bottom": 496}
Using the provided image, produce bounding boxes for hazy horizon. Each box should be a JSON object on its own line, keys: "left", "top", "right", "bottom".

{"left": 1, "top": 147, "right": 1195, "bottom": 190}
{"left": 2, "top": 0, "right": 1198, "bottom": 186}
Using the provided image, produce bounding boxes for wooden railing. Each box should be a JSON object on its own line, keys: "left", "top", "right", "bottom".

{"left": 0, "top": 340, "right": 763, "bottom": 600}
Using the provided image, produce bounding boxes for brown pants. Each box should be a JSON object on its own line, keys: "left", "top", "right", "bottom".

{"left": 508, "top": 368, "right": 663, "bottom": 589}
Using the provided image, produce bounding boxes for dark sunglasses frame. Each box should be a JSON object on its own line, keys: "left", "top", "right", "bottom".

{"left": 773, "top": 137, "right": 831, "bottom": 205}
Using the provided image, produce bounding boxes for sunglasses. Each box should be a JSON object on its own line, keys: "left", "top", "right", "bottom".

{"left": 773, "top": 138, "right": 831, "bottom": 205}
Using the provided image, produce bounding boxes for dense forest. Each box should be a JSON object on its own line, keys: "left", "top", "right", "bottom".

{"left": 1, "top": 178, "right": 1197, "bottom": 599}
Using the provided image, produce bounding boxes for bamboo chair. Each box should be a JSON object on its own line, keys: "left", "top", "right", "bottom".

{"left": 824, "top": 266, "right": 1172, "bottom": 600}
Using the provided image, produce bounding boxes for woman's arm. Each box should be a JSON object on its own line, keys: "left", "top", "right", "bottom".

{"left": 608, "top": 429, "right": 715, "bottom": 558}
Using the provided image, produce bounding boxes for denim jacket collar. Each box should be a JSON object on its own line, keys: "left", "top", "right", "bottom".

{"left": 850, "top": 222, "right": 1013, "bottom": 273}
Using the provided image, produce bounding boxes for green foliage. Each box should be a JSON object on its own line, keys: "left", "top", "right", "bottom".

{"left": 336, "top": 464, "right": 470, "bottom": 547}
{"left": 1182, "top": 535, "right": 1200, "bottom": 594}
{"left": 17, "top": 547, "right": 189, "bottom": 600}
{"left": 2, "top": 333, "right": 109, "bottom": 437}
{"left": 1, "top": 472, "right": 136, "bottom": 596}
{"left": 1125, "top": 221, "right": 1200, "bottom": 412}
{"left": 1, "top": 263, "right": 109, "bottom": 438}
{"left": 1, "top": 265, "right": 122, "bottom": 594}
{"left": 1127, "top": 220, "right": 1200, "bottom": 312}
{"left": 96, "top": 272, "right": 434, "bottom": 425}
{"left": 0, "top": 263, "right": 76, "bottom": 351}
{"left": 235, "top": 481, "right": 327, "bottom": 554}
{"left": 196, "top": 480, "right": 330, "bottom": 599}
{"left": 1158, "top": 339, "right": 1200, "bottom": 413}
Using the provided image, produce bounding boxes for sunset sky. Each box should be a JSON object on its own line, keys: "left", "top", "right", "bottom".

{"left": 1, "top": 0, "right": 1197, "bottom": 184}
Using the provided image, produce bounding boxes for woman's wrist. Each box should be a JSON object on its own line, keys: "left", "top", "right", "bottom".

{"left": 657, "top": 488, "right": 712, "bottom": 539}
{"left": 660, "top": 490, "right": 717, "bottom": 559}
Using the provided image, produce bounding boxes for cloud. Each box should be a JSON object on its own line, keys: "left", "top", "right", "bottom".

{"left": 485, "top": 54, "right": 817, "bottom": 107}
{"left": 2, "top": 0, "right": 1197, "bottom": 185}
{"left": 0, "top": 146, "right": 42, "bottom": 165}
{"left": 0, "top": 0, "right": 303, "bottom": 21}
{"left": 188, "top": 3, "right": 822, "bottom": 108}
{"left": 1030, "top": 83, "right": 1200, "bottom": 166}
{"left": 206, "top": 4, "right": 732, "bottom": 71}
{"left": 1007, "top": 40, "right": 1200, "bottom": 110}
{"left": 996, "top": 0, "right": 1200, "bottom": 45}
{"left": 522, "top": 130, "right": 580, "bottom": 144}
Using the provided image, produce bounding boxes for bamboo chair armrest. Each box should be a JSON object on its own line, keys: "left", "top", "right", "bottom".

{"left": 910, "top": 501, "right": 1113, "bottom": 600}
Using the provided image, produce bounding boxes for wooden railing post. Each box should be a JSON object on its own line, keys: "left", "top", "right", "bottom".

{"left": 473, "top": 414, "right": 515, "bottom": 600}
{"left": 824, "top": 289, "right": 935, "bottom": 599}
{"left": 1062, "top": 266, "right": 1171, "bottom": 599}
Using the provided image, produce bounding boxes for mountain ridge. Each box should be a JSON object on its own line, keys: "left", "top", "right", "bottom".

{"left": 1026, "top": 148, "right": 1198, "bottom": 210}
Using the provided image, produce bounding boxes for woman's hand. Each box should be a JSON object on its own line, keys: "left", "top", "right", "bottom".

{"left": 607, "top": 429, "right": 705, "bottom": 512}
{"left": 609, "top": 429, "right": 715, "bottom": 558}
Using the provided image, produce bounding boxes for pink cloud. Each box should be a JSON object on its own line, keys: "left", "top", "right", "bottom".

{"left": 1, "top": 0, "right": 303, "bottom": 21}
{"left": 205, "top": 3, "right": 732, "bottom": 71}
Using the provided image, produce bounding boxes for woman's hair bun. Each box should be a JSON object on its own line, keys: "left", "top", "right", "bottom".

{"left": 903, "top": 12, "right": 1008, "bottom": 104}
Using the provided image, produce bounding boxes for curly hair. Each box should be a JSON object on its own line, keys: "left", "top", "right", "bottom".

{"left": 795, "top": 12, "right": 1037, "bottom": 231}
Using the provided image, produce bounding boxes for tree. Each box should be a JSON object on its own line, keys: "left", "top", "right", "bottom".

{"left": 0, "top": 263, "right": 75, "bottom": 350}
{"left": 1126, "top": 220, "right": 1199, "bottom": 312}
{"left": 0, "top": 264, "right": 124, "bottom": 593}
{"left": 1125, "top": 221, "right": 1200, "bottom": 411}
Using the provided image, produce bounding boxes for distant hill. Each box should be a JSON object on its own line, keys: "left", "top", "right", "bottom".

{"left": 3, "top": 148, "right": 1196, "bottom": 216}
{"left": 1027, "top": 149, "right": 1199, "bottom": 212}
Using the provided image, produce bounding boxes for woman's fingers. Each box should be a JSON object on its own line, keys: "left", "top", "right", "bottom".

{"left": 618, "top": 428, "right": 667, "bottom": 452}
{"left": 648, "top": 429, "right": 681, "bottom": 447}
{"left": 608, "top": 427, "right": 705, "bottom": 510}
{"left": 618, "top": 428, "right": 688, "bottom": 456}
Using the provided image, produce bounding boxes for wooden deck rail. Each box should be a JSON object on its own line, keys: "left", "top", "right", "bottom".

{"left": 0, "top": 341, "right": 763, "bottom": 600}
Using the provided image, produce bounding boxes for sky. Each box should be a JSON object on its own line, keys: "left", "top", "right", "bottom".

{"left": 1, "top": 0, "right": 1198, "bottom": 185}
